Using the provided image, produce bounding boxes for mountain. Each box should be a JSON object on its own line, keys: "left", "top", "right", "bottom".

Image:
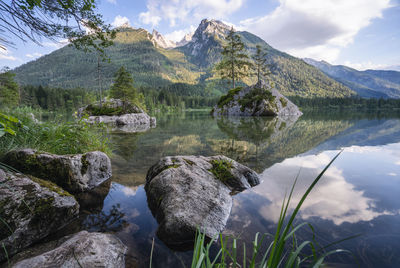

{"left": 176, "top": 32, "right": 193, "bottom": 47}
{"left": 13, "top": 19, "right": 355, "bottom": 98}
{"left": 304, "top": 58, "right": 400, "bottom": 98}
{"left": 151, "top": 30, "right": 177, "bottom": 48}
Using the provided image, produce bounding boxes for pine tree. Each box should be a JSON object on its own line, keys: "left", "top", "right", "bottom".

{"left": 215, "top": 27, "right": 252, "bottom": 89}
{"left": 109, "top": 67, "right": 138, "bottom": 105}
{"left": 252, "top": 45, "right": 271, "bottom": 83}
{"left": 0, "top": 68, "right": 20, "bottom": 107}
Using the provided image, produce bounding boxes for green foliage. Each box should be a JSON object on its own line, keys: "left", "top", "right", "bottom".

{"left": 0, "top": 107, "right": 112, "bottom": 157}
{"left": 0, "top": 113, "right": 19, "bottom": 137}
{"left": 0, "top": 0, "right": 116, "bottom": 58}
{"left": 215, "top": 28, "right": 252, "bottom": 89}
{"left": 109, "top": 66, "right": 146, "bottom": 109}
{"left": 20, "top": 85, "right": 95, "bottom": 112}
{"left": 209, "top": 159, "right": 234, "bottom": 183}
{"left": 238, "top": 87, "right": 276, "bottom": 112}
{"left": 191, "top": 152, "right": 352, "bottom": 267}
{"left": 0, "top": 69, "right": 20, "bottom": 107}
{"left": 252, "top": 45, "right": 271, "bottom": 83}
{"left": 217, "top": 87, "right": 241, "bottom": 108}
{"left": 280, "top": 97, "right": 288, "bottom": 108}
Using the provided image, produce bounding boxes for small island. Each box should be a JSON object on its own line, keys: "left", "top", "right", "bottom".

{"left": 212, "top": 80, "right": 302, "bottom": 117}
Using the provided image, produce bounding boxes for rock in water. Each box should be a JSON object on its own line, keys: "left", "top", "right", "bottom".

{"left": 77, "top": 98, "right": 156, "bottom": 133}
{"left": 12, "top": 231, "right": 127, "bottom": 268}
{"left": 3, "top": 149, "right": 112, "bottom": 193}
{"left": 145, "top": 155, "right": 260, "bottom": 249}
{"left": 212, "top": 81, "right": 303, "bottom": 117}
{"left": 0, "top": 170, "right": 79, "bottom": 262}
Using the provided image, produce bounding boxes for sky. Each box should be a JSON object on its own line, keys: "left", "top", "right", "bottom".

{"left": 1, "top": 0, "right": 399, "bottom": 71}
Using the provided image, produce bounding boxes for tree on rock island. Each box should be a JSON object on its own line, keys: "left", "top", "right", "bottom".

{"left": 109, "top": 67, "right": 139, "bottom": 106}
{"left": 252, "top": 45, "right": 271, "bottom": 84}
{"left": 215, "top": 27, "right": 252, "bottom": 89}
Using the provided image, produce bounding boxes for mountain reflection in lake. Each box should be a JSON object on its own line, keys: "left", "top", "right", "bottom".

{"left": 81, "top": 112, "right": 400, "bottom": 267}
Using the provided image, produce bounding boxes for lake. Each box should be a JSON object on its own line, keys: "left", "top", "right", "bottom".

{"left": 73, "top": 111, "right": 400, "bottom": 267}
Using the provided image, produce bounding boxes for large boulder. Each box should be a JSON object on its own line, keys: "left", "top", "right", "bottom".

{"left": 0, "top": 170, "right": 79, "bottom": 262}
{"left": 3, "top": 149, "right": 112, "bottom": 193}
{"left": 12, "top": 231, "right": 127, "bottom": 268}
{"left": 145, "top": 155, "right": 260, "bottom": 249}
{"left": 212, "top": 81, "right": 303, "bottom": 117}
{"left": 77, "top": 98, "right": 156, "bottom": 132}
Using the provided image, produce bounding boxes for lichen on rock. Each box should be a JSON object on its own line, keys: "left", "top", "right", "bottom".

{"left": 145, "top": 155, "right": 260, "bottom": 249}
{"left": 3, "top": 149, "right": 112, "bottom": 193}
{"left": 0, "top": 170, "right": 79, "bottom": 262}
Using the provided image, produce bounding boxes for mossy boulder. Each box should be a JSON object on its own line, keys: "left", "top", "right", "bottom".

{"left": 145, "top": 155, "right": 260, "bottom": 249}
{"left": 77, "top": 98, "right": 143, "bottom": 117}
{"left": 3, "top": 149, "right": 112, "bottom": 194}
{"left": 212, "top": 81, "right": 302, "bottom": 117}
{"left": 77, "top": 98, "right": 156, "bottom": 133}
{"left": 0, "top": 170, "right": 79, "bottom": 262}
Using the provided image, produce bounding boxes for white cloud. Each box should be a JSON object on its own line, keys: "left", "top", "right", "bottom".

{"left": 343, "top": 60, "right": 392, "bottom": 71}
{"left": 26, "top": 52, "right": 43, "bottom": 59}
{"left": 122, "top": 186, "right": 138, "bottom": 197}
{"left": 165, "top": 25, "right": 196, "bottom": 42}
{"left": 112, "top": 15, "right": 131, "bottom": 28}
{"left": 0, "top": 49, "right": 17, "bottom": 61}
{"left": 240, "top": 0, "right": 391, "bottom": 61}
{"left": 253, "top": 151, "right": 396, "bottom": 225}
{"left": 107, "top": 0, "right": 117, "bottom": 4}
{"left": 139, "top": 0, "right": 244, "bottom": 27}
{"left": 42, "top": 39, "right": 69, "bottom": 49}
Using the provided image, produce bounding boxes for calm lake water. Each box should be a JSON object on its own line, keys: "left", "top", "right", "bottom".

{"left": 77, "top": 111, "right": 400, "bottom": 267}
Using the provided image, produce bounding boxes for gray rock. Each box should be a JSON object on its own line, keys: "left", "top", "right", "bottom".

{"left": 212, "top": 81, "right": 303, "bottom": 117}
{"left": 0, "top": 171, "right": 79, "bottom": 262}
{"left": 77, "top": 98, "right": 156, "bottom": 132}
{"left": 12, "top": 231, "right": 127, "bottom": 268}
{"left": 3, "top": 149, "right": 112, "bottom": 193}
{"left": 145, "top": 155, "right": 260, "bottom": 249}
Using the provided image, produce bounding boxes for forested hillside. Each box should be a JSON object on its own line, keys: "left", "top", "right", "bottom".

{"left": 304, "top": 58, "right": 400, "bottom": 98}
{"left": 14, "top": 20, "right": 355, "bottom": 98}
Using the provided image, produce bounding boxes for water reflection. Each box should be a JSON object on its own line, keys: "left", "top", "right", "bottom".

{"left": 102, "top": 112, "right": 400, "bottom": 267}
{"left": 255, "top": 151, "right": 395, "bottom": 225}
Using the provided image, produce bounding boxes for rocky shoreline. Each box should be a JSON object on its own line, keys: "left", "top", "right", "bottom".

{"left": 1, "top": 149, "right": 260, "bottom": 265}
{"left": 0, "top": 149, "right": 126, "bottom": 267}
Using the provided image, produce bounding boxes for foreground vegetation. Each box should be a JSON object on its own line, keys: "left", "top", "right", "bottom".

{"left": 0, "top": 107, "right": 112, "bottom": 158}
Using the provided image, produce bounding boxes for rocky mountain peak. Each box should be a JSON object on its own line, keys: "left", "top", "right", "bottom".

{"left": 151, "top": 29, "right": 177, "bottom": 49}
{"left": 176, "top": 32, "right": 193, "bottom": 47}
{"left": 116, "top": 22, "right": 134, "bottom": 30}
{"left": 192, "top": 19, "right": 232, "bottom": 43}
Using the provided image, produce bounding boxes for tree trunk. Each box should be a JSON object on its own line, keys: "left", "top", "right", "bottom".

{"left": 97, "top": 55, "right": 102, "bottom": 107}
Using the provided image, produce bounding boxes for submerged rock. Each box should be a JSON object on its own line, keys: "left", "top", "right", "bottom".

{"left": 77, "top": 98, "right": 156, "bottom": 133}
{"left": 12, "top": 231, "right": 127, "bottom": 268}
{"left": 0, "top": 170, "right": 79, "bottom": 262}
{"left": 212, "top": 81, "right": 302, "bottom": 117}
{"left": 3, "top": 149, "right": 112, "bottom": 193}
{"left": 145, "top": 155, "right": 260, "bottom": 249}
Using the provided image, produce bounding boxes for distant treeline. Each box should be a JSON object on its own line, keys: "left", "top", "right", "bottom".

{"left": 18, "top": 84, "right": 218, "bottom": 112}
{"left": 290, "top": 96, "right": 400, "bottom": 110}
{"left": 14, "top": 84, "right": 400, "bottom": 113}
{"left": 20, "top": 85, "right": 95, "bottom": 111}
